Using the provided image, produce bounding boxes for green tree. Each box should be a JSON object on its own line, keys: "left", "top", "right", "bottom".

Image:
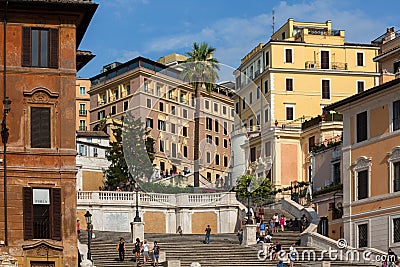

{"left": 235, "top": 174, "right": 275, "bottom": 205}
{"left": 105, "top": 114, "right": 154, "bottom": 190}
{"left": 182, "top": 42, "right": 220, "bottom": 187}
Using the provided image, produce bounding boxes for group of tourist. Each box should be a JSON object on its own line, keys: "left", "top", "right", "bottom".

{"left": 116, "top": 237, "right": 160, "bottom": 266}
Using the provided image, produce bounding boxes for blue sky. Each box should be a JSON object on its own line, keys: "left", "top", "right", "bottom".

{"left": 78, "top": 0, "right": 400, "bottom": 80}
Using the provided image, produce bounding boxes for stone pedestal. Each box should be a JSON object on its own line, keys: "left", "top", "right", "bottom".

{"left": 80, "top": 259, "right": 94, "bottom": 267}
{"left": 243, "top": 224, "right": 257, "bottom": 246}
{"left": 131, "top": 221, "right": 145, "bottom": 243}
{"left": 167, "top": 259, "right": 181, "bottom": 267}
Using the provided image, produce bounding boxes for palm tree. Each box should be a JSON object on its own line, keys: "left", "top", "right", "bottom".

{"left": 182, "top": 42, "right": 220, "bottom": 187}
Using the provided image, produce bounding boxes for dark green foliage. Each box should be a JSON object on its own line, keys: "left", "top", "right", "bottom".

{"left": 235, "top": 174, "right": 274, "bottom": 205}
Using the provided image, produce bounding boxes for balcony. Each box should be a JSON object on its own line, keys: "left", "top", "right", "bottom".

{"left": 79, "top": 110, "right": 87, "bottom": 116}
{"left": 302, "top": 113, "right": 343, "bottom": 130}
{"left": 305, "top": 61, "right": 347, "bottom": 70}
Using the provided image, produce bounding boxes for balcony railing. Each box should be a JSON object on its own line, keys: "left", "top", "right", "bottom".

{"left": 302, "top": 113, "right": 343, "bottom": 130}
{"left": 79, "top": 126, "right": 87, "bottom": 131}
{"left": 305, "top": 61, "right": 347, "bottom": 70}
{"left": 79, "top": 110, "right": 87, "bottom": 116}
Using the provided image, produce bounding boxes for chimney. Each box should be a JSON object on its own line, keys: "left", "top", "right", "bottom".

{"left": 383, "top": 27, "right": 396, "bottom": 44}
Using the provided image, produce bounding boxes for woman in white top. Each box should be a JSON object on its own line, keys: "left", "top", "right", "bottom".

{"left": 142, "top": 240, "right": 150, "bottom": 264}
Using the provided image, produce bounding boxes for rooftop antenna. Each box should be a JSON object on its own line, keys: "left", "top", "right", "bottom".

{"left": 272, "top": 10, "right": 275, "bottom": 35}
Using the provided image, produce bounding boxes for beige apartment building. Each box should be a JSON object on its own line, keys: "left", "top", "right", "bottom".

{"left": 88, "top": 56, "right": 234, "bottom": 187}
{"left": 231, "top": 18, "right": 379, "bottom": 189}
{"left": 76, "top": 78, "right": 91, "bottom": 131}
{"left": 326, "top": 77, "right": 400, "bottom": 253}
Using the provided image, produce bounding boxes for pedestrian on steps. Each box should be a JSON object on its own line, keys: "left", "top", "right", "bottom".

{"left": 153, "top": 241, "right": 160, "bottom": 267}
{"left": 142, "top": 239, "right": 150, "bottom": 265}
{"left": 116, "top": 237, "right": 126, "bottom": 261}
{"left": 237, "top": 228, "right": 243, "bottom": 245}
{"left": 204, "top": 225, "right": 211, "bottom": 244}
{"left": 134, "top": 238, "right": 141, "bottom": 263}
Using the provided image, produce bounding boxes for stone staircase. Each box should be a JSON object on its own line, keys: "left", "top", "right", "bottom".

{"left": 82, "top": 230, "right": 377, "bottom": 267}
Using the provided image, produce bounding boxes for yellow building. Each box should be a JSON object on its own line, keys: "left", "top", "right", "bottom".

{"left": 232, "top": 18, "right": 379, "bottom": 189}
{"left": 372, "top": 27, "right": 400, "bottom": 84}
{"left": 76, "top": 78, "right": 91, "bottom": 131}
{"left": 326, "top": 77, "right": 400, "bottom": 253}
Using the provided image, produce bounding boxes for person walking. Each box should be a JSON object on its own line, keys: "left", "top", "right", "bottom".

{"left": 177, "top": 225, "right": 183, "bottom": 236}
{"left": 259, "top": 221, "right": 266, "bottom": 236}
{"left": 76, "top": 219, "right": 81, "bottom": 236}
{"left": 237, "top": 228, "right": 243, "bottom": 245}
{"left": 117, "top": 238, "right": 126, "bottom": 261}
{"left": 204, "top": 225, "right": 211, "bottom": 244}
{"left": 134, "top": 238, "right": 141, "bottom": 263}
{"left": 153, "top": 241, "right": 160, "bottom": 267}
{"left": 273, "top": 213, "right": 279, "bottom": 233}
{"left": 289, "top": 243, "right": 297, "bottom": 267}
{"left": 280, "top": 215, "right": 286, "bottom": 232}
{"left": 269, "top": 217, "right": 275, "bottom": 233}
{"left": 142, "top": 240, "right": 150, "bottom": 265}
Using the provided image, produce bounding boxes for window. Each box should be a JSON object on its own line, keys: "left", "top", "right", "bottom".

{"left": 357, "top": 170, "right": 369, "bottom": 200}
{"left": 394, "top": 218, "right": 400, "bottom": 243}
{"left": 223, "top": 106, "right": 227, "bottom": 115}
{"left": 146, "top": 99, "right": 151, "bottom": 108}
{"left": 264, "top": 80, "right": 269, "bottom": 94}
{"left": 214, "top": 103, "right": 218, "bottom": 112}
{"left": 183, "top": 109, "right": 188, "bottom": 119}
{"left": 23, "top": 187, "right": 61, "bottom": 240}
{"left": 215, "top": 154, "right": 220, "bottom": 165}
{"left": 265, "top": 51, "right": 270, "bottom": 67}
{"left": 206, "top": 134, "right": 212, "bottom": 144}
{"left": 357, "top": 52, "right": 364, "bottom": 66}
{"left": 357, "top": 81, "right": 365, "bottom": 93}
{"left": 159, "top": 140, "right": 164, "bottom": 152}
{"left": 358, "top": 224, "right": 368, "bottom": 248}
{"left": 170, "top": 123, "right": 176, "bottom": 134}
{"left": 264, "top": 108, "right": 269, "bottom": 123}
{"left": 93, "top": 147, "right": 98, "bottom": 157}
{"left": 207, "top": 172, "right": 211, "bottom": 181}
{"left": 393, "top": 100, "right": 400, "bottom": 131}
{"left": 78, "top": 144, "right": 87, "bottom": 156}
{"left": 126, "top": 84, "right": 131, "bottom": 95}
{"left": 249, "top": 92, "right": 253, "bottom": 104}
{"left": 171, "top": 105, "right": 176, "bottom": 115}
{"left": 205, "top": 100, "right": 210, "bottom": 109}
{"left": 235, "top": 102, "right": 239, "bottom": 114}
{"left": 22, "top": 27, "right": 58, "bottom": 68}
{"left": 286, "top": 78, "right": 293, "bottom": 91}
{"left": 242, "top": 98, "right": 246, "bottom": 109}
{"left": 79, "top": 86, "right": 86, "bottom": 95}
{"left": 206, "top": 152, "right": 211, "bottom": 164}
{"left": 215, "top": 136, "right": 219, "bottom": 146}
{"left": 223, "top": 139, "right": 228, "bottom": 148}
{"left": 265, "top": 142, "right": 271, "bottom": 157}
{"left": 206, "top": 117, "right": 212, "bottom": 130}
{"left": 285, "top": 49, "right": 293, "bottom": 63}
{"left": 393, "top": 162, "right": 400, "bottom": 192}
{"left": 282, "top": 32, "right": 286, "bottom": 40}
{"left": 111, "top": 106, "right": 116, "bottom": 115}
{"left": 156, "top": 84, "right": 161, "bottom": 96}
{"left": 322, "top": 80, "right": 330, "bottom": 99}
{"left": 158, "top": 120, "right": 166, "bottom": 131}
{"left": 160, "top": 161, "right": 165, "bottom": 171}
{"left": 256, "top": 86, "right": 260, "bottom": 99}
{"left": 183, "top": 126, "right": 188, "bottom": 137}
{"left": 79, "top": 120, "right": 86, "bottom": 131}
{"left": 31, "top": 107, "right": 51, "bottom": 148}
{"left": 123, "top": 101, "right": 129, "bottom": 111}
{"left": 332, "top": 162, "right": 341, "bottom": 185}
{"left": 98, "top": 110, "right": 105, "bottom": 120}
{"left": 250, "top": 147, "right": 257, "bottom": 162}
{"left": 215, "top": 119, "right": 219, "bottom": 132}
{"left": 79, "top": 104, "right": 86, "bottom": 116}
{"left": 286, "top": 106, "right": 294, "bottom": 121}
{"left": 183, "top": 146, "right": 188, "bottom": 158}
{"left": 223, "top": 122, "right": 228, "bottom": 135}
{"left": 171, "top": 143, "right": 177, "bottom": 158}
{"left": 224, "top": 156, "right": 229, "bottom": 167}
{"left": 321, "top": 51, "right": 329, "bottom": 69}
{"left": 159, "top": 102, "right": 164, "bottom": 112}
{"left": 146, "top": 118, "right": 153, "bottom": 129}
{"left": 394, "top": 61, "right": 400, "bottom": 74}
{"left": 249, "top": 118, "right": 254, "bottom": 127}
{"left": 308, "top": 136, "right": 315, "bottom": 152}
{"left": 256, "top": 114, "right": 260, "bottom": 125}
{"left": 356, "top": 111, "right": 368, "bottom": 142}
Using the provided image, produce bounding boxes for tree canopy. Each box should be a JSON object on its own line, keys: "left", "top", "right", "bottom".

{"left": 235, "top": 174, "right": 275, "bottom": 205}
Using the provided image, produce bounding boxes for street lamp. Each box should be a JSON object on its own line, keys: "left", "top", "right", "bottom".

{"left": 84, "top": 211, "right": 92, "bottom": 261}
{"left": 2, "top": 97, "right": 11, "bottom": 248}
{"left": 246, "top": 179, "right": 252, "bottom": 225}
{"left": 133, "top": 182, "right": 141, "bottom": 222}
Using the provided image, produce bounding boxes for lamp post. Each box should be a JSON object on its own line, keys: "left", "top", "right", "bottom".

{"left": 2, "top": 97, "right": 11, "bottom": 248}
{"left": 246, "top": 179, "right": 252, "bottom": 225}
{"left": 84, "top": 211, "right": 92, "bottom": 261}
{"left": 133, "top": 182, "right": 141, "bottom": 222}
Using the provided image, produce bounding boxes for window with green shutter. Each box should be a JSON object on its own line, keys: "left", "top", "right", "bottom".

{"left": 31, "top": 107, "right": 51, "bottom": 148}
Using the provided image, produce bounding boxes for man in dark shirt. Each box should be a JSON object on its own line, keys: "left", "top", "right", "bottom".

{"left": 204, "top": 225, "right": 211, "bottom": 244}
